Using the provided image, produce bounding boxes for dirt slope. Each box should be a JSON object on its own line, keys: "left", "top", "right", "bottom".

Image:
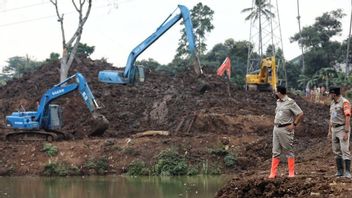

{"left": 0, "top": 59, "right": 349, "bottom": 197}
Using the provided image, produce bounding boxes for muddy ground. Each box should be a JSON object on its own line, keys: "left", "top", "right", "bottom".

{"left": 0, "top": 59, "right": 350, "bottom": 197}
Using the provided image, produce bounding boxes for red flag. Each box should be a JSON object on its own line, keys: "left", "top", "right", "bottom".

{"left": 217, "top": 57, "right": 231, "bottom": 79}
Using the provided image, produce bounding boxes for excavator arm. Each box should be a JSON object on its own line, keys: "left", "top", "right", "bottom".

{"left": 98, "top": 4, "right": 202, "bottom": 84}
{"left": 6, "top": 73, "right": 108, "bottom": 140}
{"left": 245, "top": 56, "right": 277, "bottom": 91}
{"left": 35, "top": 73, "right": 102, "bottom": 123}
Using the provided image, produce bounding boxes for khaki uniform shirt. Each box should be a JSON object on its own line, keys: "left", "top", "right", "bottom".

{"left": 274, "top": 95, "right": 303, "bottom": 125}
{"left": 330, "top": 96, "right": 351, "bottom": 125}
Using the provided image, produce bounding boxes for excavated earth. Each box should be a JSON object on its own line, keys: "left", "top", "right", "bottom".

{"left": 0, "top": 59, "right": 351, "bottom": 197}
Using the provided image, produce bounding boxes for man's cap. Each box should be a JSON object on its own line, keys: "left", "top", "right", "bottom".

{"left": 329, "top": 86, "right": 341, "bottom": 95}
{"left": 276, "top": 85, "right": 286, "bottom": 95}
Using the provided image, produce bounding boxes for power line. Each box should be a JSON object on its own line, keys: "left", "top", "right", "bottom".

{"left": 0, "top": 0, "right": 126, "bottom": 14}
{"left": 0, "top": 14, "right": 56, "bottom": 27}
{"left": 0, "top": 3, "right": 112, "bottom": 28}
{"left": 0, "top": 2, "right": 50, "bottom": 14}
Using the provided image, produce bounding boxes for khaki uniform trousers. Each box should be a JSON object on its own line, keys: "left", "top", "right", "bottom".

{"left": 272, "top": 126, "right": 294, "bottom": 158}
{"left": 332, "top": 126, "right": 351, "bottom": 160}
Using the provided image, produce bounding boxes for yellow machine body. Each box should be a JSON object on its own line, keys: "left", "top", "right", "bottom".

{"left": 246, "top": 56, "right": 278, "bottom": 91}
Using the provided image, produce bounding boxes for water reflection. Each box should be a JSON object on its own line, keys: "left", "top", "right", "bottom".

{"left": 0, "top": 175, "right": 231, "bottom": 198}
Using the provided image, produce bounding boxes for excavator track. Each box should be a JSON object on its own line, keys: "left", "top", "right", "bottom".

{"left": 3, "top": 129, "right": 75, "bottom": 141}
{"left": 5, "top": 130, "right": 59, "bottom": 142}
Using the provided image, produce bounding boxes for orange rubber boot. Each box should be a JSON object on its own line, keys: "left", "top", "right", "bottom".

{"left": 268, "top": 158, "right": 280, "bottom": 179}
{"left": 288, "top": 157, "right": 295, "bottom": 178}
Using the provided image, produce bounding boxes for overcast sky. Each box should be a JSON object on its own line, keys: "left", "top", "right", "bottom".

{"left": 0, "top": 0, "right": 351, "bottom": 70}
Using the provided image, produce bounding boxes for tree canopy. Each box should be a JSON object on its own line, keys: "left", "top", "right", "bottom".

{"left": 289, "top": 9, "right": 349, "bottom": 89}
{"left": 176, "top": 3, "right": 214, "bottom": 59}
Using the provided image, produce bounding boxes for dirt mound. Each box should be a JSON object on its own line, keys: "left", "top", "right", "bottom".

{"left": 216, "top": 175, "right": 352, "bottom": 198}
{"left": 0, "top": 58, "right": 341, "bottom": 196}
{"left": 0, "top": 58, "right": 306, "bottom": 138}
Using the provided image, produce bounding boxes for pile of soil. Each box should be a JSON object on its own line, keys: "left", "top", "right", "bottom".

{"left": 0, "top": 59, "right": 272, "bottom": 137}
{"left": 216, "top": 175, "right": 352, "bottom": 197}
{"left": 1, "top": 58, "right": 349, "bottom": 197}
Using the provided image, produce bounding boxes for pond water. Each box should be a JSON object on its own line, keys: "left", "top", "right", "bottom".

{"left": 0, "top": 175, "right": 231, "bottom": 198}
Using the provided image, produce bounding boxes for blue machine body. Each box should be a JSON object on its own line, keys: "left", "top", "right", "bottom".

{"left": 6, "top": 72, "right": 101, "bottom": 130}
{"left": 98, "top": 4, "right": 199, "bottom": 84}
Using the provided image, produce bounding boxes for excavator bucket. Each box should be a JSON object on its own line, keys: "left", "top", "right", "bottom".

{"left": 98, "top": 70, "right": 125, "bottom": 84}
{"left": 192, "top": 54, "right": 203, "bottom": 77}
{"left": 136, "top": 65, "right": 145, "bottom": 83}
{"left": 98, "top": 65, "right": 145, "bottom": 84}
{"left": 89, "top": 112, "right": 109, "bottom": 136}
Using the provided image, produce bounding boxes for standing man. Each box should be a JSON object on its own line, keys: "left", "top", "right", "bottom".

{"left": 327, "top": 86, "right": 351, "bottom": 178}
{"left": 268, "top": 86, "right": 304, "bottom": 178}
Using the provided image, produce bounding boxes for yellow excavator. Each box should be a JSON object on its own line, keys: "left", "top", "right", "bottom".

{"left": 246, "top": 56, "right": 278, "bottom": 91}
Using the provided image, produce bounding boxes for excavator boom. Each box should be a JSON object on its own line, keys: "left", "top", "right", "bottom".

{"left": 98, "top": 4, "right": 202, "bottom": 84}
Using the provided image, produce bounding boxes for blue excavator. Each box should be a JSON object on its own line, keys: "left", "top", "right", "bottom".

{"left": 98, "top": 4, "right": 202, "bottom": 84}
{"left": 5, "top": 72, "right": 109, "bottom": 141}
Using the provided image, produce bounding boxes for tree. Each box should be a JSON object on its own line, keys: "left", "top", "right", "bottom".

{"left": 45, "top": 52, "right": 60, "bottom": 63}
{"left": 0, "top": 74, "right": 11, "bottom": 86}
{"left": 50, "top": 0, "right": 93, "bottom": 82}
{"left": 2, "top": 56, "right": 42, "bottom": 78}
{"left": 297, "top": 73, "right": 316, "bottom": 90}
{"left": 285, "top": 62, "right": 301, "bottom": 89}
{"left": 135, "top": 58, "right": 161, "bottom": 71}
{"left": 241, "top": 0, "right": 275, "bottom": 56}
{"left": 202, "top": 39, "right": 251, "bottom": 87}
{"left": 68, "top": 42, "right": 95, "bottom": 60}
{"left": 291, "top": 9, "right": 345, "bottom": 49}
{"left": 316, "top": 67, "right": 338, "bottom": 88}
{"left": 303, "top": 42, "right": 341, "bottom": 76}
{"left": 297, "top": 67, "right": 340, "bottom": 90}
{"left": 339, "top": 38, "right": 352, "bottom": 71}
{"left": 176, "top": 3, "right": 214, "bottom": 59}
{"left": 290, "top": 10, "right": 345, "bottom": 77}
{"left": 331, "top": 71, "right": 352, "bottom": 86}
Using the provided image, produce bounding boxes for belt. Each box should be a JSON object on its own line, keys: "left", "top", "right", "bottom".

{"left": 275, "top": 123, "right": 291, "bottom": 128}
{"left": 332, "top": 123, "right": 345, "bottom": 128}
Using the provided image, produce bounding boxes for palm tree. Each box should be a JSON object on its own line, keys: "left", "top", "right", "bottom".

{"left": 316, "top": 67, "right": 337, "bottom": 88}
{"left": 297, "top": 74, "right": 317, "bottom": 90}
{"left": 299, "top": 67, "right": 339, "bottom": 90}
{"left": 331, "top": 71, "right": 352, "bottom": 86}
{"left": 242, "top": 0, "right": 275, "bottom": 57}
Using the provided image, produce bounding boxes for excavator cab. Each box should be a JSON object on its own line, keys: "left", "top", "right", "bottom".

{"left": 246, "top": 56, "right": 278, "bottom": 91}
{"left": 41, "top": 104, "right": 63, "bottom": 131}
{"left": 99, "top": 65, "right": 145, "bottom": 84}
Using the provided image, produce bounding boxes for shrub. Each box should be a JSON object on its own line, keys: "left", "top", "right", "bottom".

{"left": 42, "top": 143, "right": 58, "bottom": 157}
{"left": 208, "top": 165, "right": 221, "bottom": 175}
{"left": 224, "top": 154, "right": 236, "bottom": 168}
{"left": 187, "top": 166, "right": 199, "bottom": 176}
{"left": 0, "top": 166, "right": 16, "bottom": 176}
{"left": 123, "top": 147, "right": 140, "bottom": 156}
{"left": 209, "top": 147, "right": 229, "bottom": 157}
{"left": 127, "top": 159, "right": 150, "bottom": 176}
{"left": 83, "top": 157, "right": 109, "bottom": 175}
{"left": 95, "top": 158, "right": 109, "bottom": 175}
{"left": 42, "top": 163, "right": 80, "bottom": 176}
{"left": 155, "top": 149, "right": 188, "bottom": 176}
{"left": 201, "top": 160, "right": 222, "bottom": 175}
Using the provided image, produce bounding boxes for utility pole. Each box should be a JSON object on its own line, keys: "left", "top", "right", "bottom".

{"left": 345, "top": 0, "right": 352, "bottom": 76}
{"left": 296, "top": 0, "right": 305, "bottom": 74}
